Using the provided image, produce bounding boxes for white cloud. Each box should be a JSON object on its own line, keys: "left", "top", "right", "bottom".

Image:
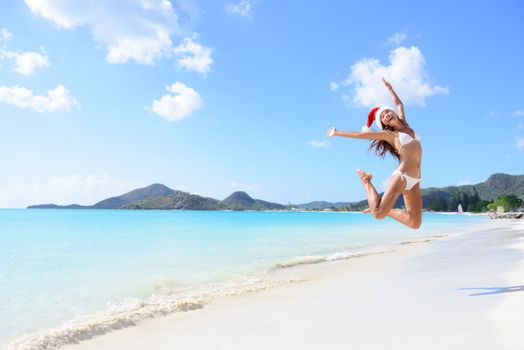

{"left": 231, "top": 181, "right": 262, "bottom": 195}
{"left": 329, "top": 82, "right": 339, "bottom": 92}
{"left": 0, "top": 174, "right": 140, "bottom": 208}
{"left": 151, "top": 81, "right": 203, "bottom": 121}
{"left": 0, "top": 84, "right": 79, "bottom": 112}
{"left": 386, "top": 32, "right": 407, "bottom": 46}
{"left": 513, "top": 110, "right": 524, "bottom": 116}
{"left": 308, "top": 140, "right": 330, "bottom": 148}
{"left": 226, "top": 0, "right": 255, "bottom": 18}
{"left": 341, "top": 46, "right": 448, "bottom": 107}
{"left": 0, "top": 28, "right": 50, "bottom": 75}
{"left": 105, "top": 26, "right": 172, "bottom": 64}
{"left": 24, "top": 0, "right": 91, "bottom": 29}
{"left": 173, "top": 34, "right": 213, "bottom": 74}
{"left": 516, "top": 135, "right": 524, "bottom": 150}
{"left": 1, "top": 50, "right": 49, "bottom": 75}
{"left": 0, "top": 28, "right": 13, "bottom": 43}
{"left": 25, "top": 0, "right": 180, "bottom": 65}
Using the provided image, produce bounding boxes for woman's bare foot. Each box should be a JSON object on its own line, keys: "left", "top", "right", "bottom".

{"left": 356, "top": 168, "right": 373, "bottom": 184}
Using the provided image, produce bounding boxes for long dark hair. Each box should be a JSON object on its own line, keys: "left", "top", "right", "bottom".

{"left": 369, "top": 125, "right": 400, "bottom": 162}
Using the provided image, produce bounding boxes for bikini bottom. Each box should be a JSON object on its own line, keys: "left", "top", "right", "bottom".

{"left": 391, "top": 169, "right": 421, "bottom": 191}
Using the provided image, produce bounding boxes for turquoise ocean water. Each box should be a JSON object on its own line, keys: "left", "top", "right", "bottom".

{"left": 0, "top": 209, "right": 486, "bottom": 348}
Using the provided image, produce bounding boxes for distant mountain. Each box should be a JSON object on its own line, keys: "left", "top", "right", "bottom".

{"left": 221, "top": 191, "right": 285, "bottom": 210}
{"left": 28, "top": 186, "right": 285, "bottom": 211}
{"left": 359, "top": 173, "right": 524, "bottom": 211}
{"left": 92, "top": 183, "right": 175, "bottom": 209}
{"left": 422, "top": 173, "right": 524, "bottom": 201}
{"left": 28, "top": 183, "right": 175, "bottom": 210}
{"left": 479, "top": 173, "right": 520, "bottom": 199}
{"left": 26, "top": 173, "right": 524, "bottom": 212}
{"left": 294, "top": 173, "right": 524, "bottom": 211}
{"left": 221, "top": 191, "right": 254, "bottom": 208}
{"left": 252, "top": 198, "right": 286, "bottom": 210}
{"left": 122, "top": 191, "right": 223, "bottom": 210}
{"left": 120, "top": 190, "right": 285, "bottom": 211}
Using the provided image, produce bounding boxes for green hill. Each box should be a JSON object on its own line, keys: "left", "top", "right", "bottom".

{"left": 221, "top": 191, "right": 285, "bottom": 211}
{"left": 28, "top": 185, "right": 286, "bottom": 211}
{"left": 377, "top": 173, "right": 524, "bottom": 211}
{"left": 295, "top": 173, "right": 524, "bottom": 212}
{"left": 418, "top": 173, "right": 523, "bottom": 211}
{"left": 122, "top": 191, "right": 223, "bottom": 210}
{"left": 92, "top": 183, "right": 175, "bottom": 209}
{"left": 26, "top": 173, "right": 524, "bottom": 212}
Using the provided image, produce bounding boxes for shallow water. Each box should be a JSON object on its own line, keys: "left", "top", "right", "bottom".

{"left": 0, "top": 209, "right": 486, "bottom": 347}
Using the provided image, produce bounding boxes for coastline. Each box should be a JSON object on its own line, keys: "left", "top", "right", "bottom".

{"left": 51, "top": 219, "right": 524, "bottom": 350}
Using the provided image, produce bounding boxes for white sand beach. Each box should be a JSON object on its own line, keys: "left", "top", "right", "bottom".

{"left": 62, "top": 220, "right": 524, "bottom": 350}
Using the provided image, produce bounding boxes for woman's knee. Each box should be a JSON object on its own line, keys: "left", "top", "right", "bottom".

{"left": 407, "top": 217, "right": 422, "bottom": 229}
{"left": 372, "top": 208, "right": 387, "bottom": 220}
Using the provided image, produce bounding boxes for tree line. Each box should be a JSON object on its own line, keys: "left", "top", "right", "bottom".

{"left": 427, "top": 188, "right": 523, "bottom": 213}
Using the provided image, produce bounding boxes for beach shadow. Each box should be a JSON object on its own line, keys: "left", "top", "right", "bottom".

{"left": 458, "top": 285, "right": 524, "bottom": 296}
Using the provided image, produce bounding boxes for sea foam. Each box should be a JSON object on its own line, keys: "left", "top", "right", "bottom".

{"left": 3, "top": 276, "right": 306, "bottom": 350}
{"left": 270, "top": 248, "right": 393, "bottom": 269}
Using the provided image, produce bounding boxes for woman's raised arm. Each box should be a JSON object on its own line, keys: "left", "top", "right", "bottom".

{"left": 382, "top": 77, "right": 406, "bottom": 123}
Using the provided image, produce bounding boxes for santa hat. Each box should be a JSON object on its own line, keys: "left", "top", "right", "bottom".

{"left": 362, "top": 106, "right": 393, "bottom": 132}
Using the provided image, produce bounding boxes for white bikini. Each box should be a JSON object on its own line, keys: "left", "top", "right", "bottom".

{"left": 391, "top": 132, "right": 421, "bottom": 191}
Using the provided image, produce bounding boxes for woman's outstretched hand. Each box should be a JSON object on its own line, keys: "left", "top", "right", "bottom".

{"left": 326, "top": 127, "right": 337, "bottom": 137}
{"left": 382, "top": 77, "right": 393, "bottom": 90}
{"left": 382, "top": 76, "right": 404, "bottom": 109}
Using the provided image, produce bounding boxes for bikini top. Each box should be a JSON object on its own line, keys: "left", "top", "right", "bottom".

{"left": 398, "top": 132, "right": 421, "bottom": 148}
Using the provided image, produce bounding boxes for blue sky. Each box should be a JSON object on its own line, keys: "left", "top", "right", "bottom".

{"left": 0, "top": 0, "right": 523, "bottom": 208}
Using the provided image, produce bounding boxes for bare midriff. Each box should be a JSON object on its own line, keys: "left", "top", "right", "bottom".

{"left": 393, "top": 134, "right": 422, "bottom": 178}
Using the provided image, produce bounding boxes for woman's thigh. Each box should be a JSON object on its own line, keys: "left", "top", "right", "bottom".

{"left": 402, "top": 185, "right": 423, "bottom": 217}
{"left": 376, "top": 174, "right": 405, "bottom": 214}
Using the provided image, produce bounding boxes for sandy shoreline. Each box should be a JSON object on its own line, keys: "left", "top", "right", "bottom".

{"left": 55, "top": 220, "right": 524, "bottom": 350}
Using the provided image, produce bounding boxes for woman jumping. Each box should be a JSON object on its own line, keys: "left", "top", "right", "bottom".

{"left": 327, "top": 78, "right": 422, "bottom": 229}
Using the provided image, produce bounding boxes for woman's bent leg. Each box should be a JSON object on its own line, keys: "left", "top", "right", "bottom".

{"left": 386, "top": 209, "right": 421, "bottom": 229}
{"left": 388, "top": 186, "right": 423, "bottom": 229}
{"left": 356, "top": 169, "right": 405, "bottom": 220}
{"left": 356, "top": 169, "right": 380, "bottom": 211}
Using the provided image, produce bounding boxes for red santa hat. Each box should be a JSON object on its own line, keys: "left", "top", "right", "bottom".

{"left": 362, "top": 106, "right": 393, "bottom": 132}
